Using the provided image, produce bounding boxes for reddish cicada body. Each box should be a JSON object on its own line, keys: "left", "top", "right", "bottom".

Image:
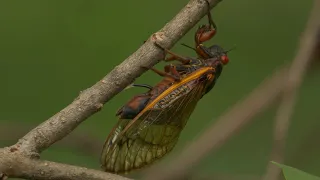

{"left": 100, "top": 1, "right": 233, "bottom": 174}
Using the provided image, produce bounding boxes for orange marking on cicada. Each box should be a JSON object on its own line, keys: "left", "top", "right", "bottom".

{"left": 207, "top": 73, "right": 214, "bottom": 80}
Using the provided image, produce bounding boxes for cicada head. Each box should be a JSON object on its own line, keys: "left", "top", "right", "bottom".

{"left": 206, "top": 45, "right": 231, "bottom": 65}
{"left": 202, "top": 44, "right": 233, "bottom": 79}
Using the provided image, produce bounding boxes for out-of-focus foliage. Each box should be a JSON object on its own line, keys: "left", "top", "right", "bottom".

{"left": 272, "top": 162, "right": 320, "bottom": 180}
{"left": 0, "top": 0, "right": 319, "bottom": 179}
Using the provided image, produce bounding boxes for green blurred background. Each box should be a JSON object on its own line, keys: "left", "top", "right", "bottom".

{"left": 1, "top": 0, "right": 319, "bottom": 179}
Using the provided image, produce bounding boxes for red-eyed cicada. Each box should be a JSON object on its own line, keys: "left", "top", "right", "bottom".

{"left": 100, "top": 1, "right": 232, "bottom": 174}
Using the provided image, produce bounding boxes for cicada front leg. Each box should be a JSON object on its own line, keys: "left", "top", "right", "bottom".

{"left": 164, "top": 64, "right": 181, "bottom": 78}
{"left": 194, "top": 0, "right": 218, "bottom": 59}
{"left": 195, "top": 0, "right": 217, "bottom": 45}
{"left": 154, "top": 42, "right": 191, "bottom": 65}
{"left": 140, "top": 66, "right": 181, "bottom": 82}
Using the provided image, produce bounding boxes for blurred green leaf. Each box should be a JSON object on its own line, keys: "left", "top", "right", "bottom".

{"left": 272, "top": 161, "right": 320, "bottom": 180}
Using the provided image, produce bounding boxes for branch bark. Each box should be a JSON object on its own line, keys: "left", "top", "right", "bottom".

{"left": 0, "top": 148, "right": 130, "bottom": 180}
{"left": 262, "top": 1, "right": 320, "bottom": 180}
{"left": 0, "top": 0, "right": 224, "bottom": 179}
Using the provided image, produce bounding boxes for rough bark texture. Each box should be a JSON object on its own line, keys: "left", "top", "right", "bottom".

{"left": 0, "top": 148, "right": 130, "bottom": 180}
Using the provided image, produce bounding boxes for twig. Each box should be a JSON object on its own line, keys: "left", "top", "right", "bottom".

{"left": 0, "top": 0, "right": 224, "bottom": 179}
{"left": 0, "top": 148, "right": 130, "bottom": 180}
{"left": 262, "top": 1, "right": 320, "bottom": 180}
{"left": 191, "top": 172, "right": 260, "bottom": 180}
{"left": 143, "top": 66, "right": 288, "bottom": 180}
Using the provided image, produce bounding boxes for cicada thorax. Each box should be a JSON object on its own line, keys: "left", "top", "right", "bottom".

{"left": 167, "top": 56, "right": 224, "bottom": 97}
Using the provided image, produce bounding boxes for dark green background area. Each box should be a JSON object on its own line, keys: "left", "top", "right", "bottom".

{"left": 1, "top": 0, "right": 319, "bottom": 179}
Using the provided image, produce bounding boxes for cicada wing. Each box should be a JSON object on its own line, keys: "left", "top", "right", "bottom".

{"left": 100, "top": 81, "right": 206, "bottom": 174}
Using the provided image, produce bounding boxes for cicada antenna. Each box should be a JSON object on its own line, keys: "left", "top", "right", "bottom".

{"left": 181, "top": 43, "right": 197, "bottom": 51}
{"left": 224, "top": 44, "right": 237, "bottom": 54}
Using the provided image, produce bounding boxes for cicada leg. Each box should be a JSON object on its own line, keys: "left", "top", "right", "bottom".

{"left": 206, "top": 0, "right": 217, "bottom": 33}
{"left": 154, "top": 42, "right": 191, "bottom": 65}
{"left": 141, "top": 66, "right": 181, "bottom": 81}
{"left": 194, "top": 0, "right": 218, "bottom": 59}
{"left": 195, "top": 1, "right": 217, "bottom": 45}
{"left": 164, "top": 64, "right": 181, "bottom": 78}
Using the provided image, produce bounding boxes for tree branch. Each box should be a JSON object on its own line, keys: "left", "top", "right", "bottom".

{"left": 262, "top": 1, "right": 320, "bottom": 180}
{"left": 0, "top": 148, "right": 130, "bottom": 180}
{"left": 0, "top": 0, "right": 225, "bottom": 179}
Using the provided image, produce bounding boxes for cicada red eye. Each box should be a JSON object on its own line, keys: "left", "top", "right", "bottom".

{"left": 221, "top": 55, "right": 229, "bottom": 65}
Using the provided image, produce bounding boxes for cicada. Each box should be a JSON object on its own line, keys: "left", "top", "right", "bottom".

{"left": 100, "top": 1, "right": 231, "bottom": 174}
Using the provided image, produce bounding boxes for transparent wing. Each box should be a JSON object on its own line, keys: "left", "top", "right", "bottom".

{"left": 100, "top": 79, "right": 207, "bottom": 174}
